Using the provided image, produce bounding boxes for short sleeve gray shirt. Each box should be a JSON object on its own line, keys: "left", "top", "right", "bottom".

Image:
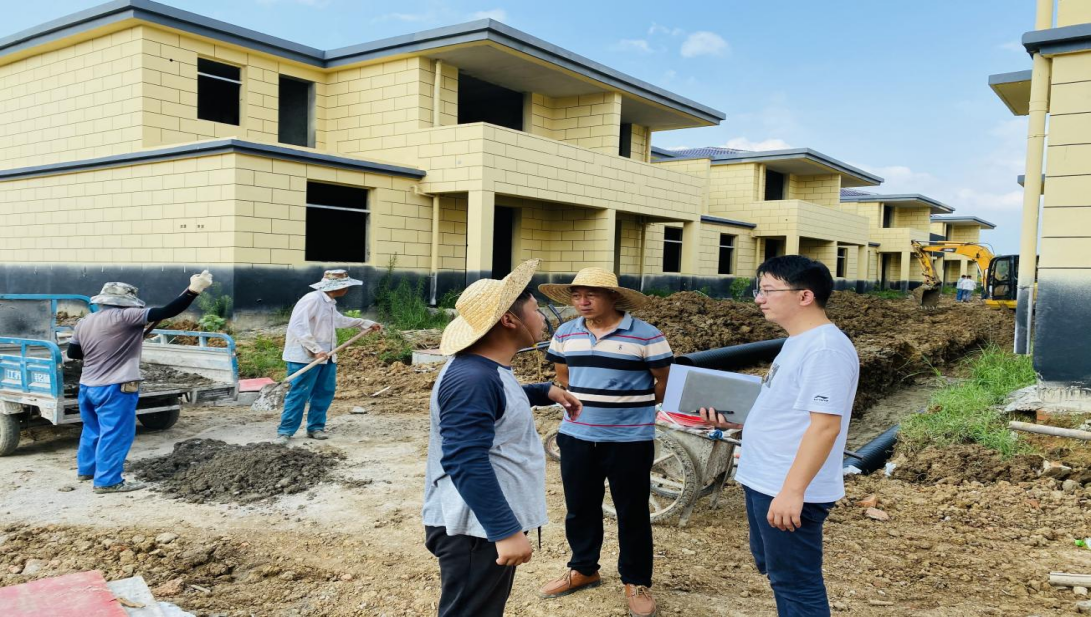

{"left": 70, "top": 308, "right": 150, "bottom": 387}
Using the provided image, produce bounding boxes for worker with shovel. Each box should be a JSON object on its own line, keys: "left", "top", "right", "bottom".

{"left": 67, "top": 272, "right": 214, "bottom": 494}
{"left": 537, "top": 268, "right": 673, "bottom": 617}
{"left": 275, "top": 269, "right": 380, "bottom": 445}
{"left": 422, "top": 259, "right": 582, "bottom": 617}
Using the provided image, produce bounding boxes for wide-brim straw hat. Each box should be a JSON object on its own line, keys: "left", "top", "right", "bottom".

{"left": 439, "top": 259, "right": 540, "bottom": 356}
{"left": 90, "top": 282, "right": 146, "bottom": 308}
{"left": 538, "top": 267, "right": 647, "bottom": 311}
{"left": 310, "top": 269, "right": 363, "bottom": 292}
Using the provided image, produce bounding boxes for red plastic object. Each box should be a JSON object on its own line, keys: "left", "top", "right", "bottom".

{"left": 0, "top": 570, "right": 128, "bottom": 617}
{"left": 656, "top": 410, "right": 713, "bottom": 428}
{"left": 239, "top": 377, "right": 275, "bottom": 392}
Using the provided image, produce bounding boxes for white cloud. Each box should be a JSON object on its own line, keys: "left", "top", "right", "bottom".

{"left": 680, "top": 31, "right": 728, "bottom": 58}
{"left": 470, "top": 9, "right": 507, "bottom": 21}
{"left": 952, "top": 188, "right": 1024, "bottom": 212}
{"left": 999, "top": 40, "right": 1025, "bottom": 52}
{"left": 611, "top": 39, "right": 654, "bottom": 54}
{"left": 723, "top": 137, "right": 792, "bottom": 151}
{"left": 649, "top": 23, "right": 684, "bottom": 37}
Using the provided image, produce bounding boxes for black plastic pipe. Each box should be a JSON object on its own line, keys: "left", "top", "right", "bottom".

{"left": 676, "top": 338, "right": 786, "bottom": 371}
{"left": 842, "top": 424, "right": 899, "bottom": 474}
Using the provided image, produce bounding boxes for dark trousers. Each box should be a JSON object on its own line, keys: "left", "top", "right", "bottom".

{"left": 424, "top": 526, "right": 515, "bottom": 617}
{"left": 557, "top": 433, "right": 654, "bottom": 587}
{"left": 744, "top": 486, "right": 834, "bottom": 617}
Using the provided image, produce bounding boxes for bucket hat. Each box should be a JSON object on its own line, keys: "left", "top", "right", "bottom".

{"left": 310, "top": 269, "right": 363, "bottom": 292}
{"left": 90, "top": 282, "right": 146, "bottom": 308}
{"left": 439, "top": 259, "right": 540, "bottom": 356}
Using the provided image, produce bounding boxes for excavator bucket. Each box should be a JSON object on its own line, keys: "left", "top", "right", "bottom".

{"left": 915, "top": 286, "right": 941, "bottom": 308}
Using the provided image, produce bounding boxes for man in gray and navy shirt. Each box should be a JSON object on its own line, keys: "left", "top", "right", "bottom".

{"left": 423, "top": 259, "right": 581, "bottom": 617}
{"left": 537, "top": 268, "right": 672, "bottom": 617}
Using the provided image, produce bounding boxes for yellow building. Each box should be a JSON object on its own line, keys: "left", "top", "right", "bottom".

{"left": 0, "top": 0, "right": 725, "bottom": 315}
{"left": 988, "top": 0, "right": 1091, "bottom": 404}
{"left": 650, "top": 146, "right": 882, "bottom": 294}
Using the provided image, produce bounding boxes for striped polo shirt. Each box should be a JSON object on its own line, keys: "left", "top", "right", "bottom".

{"left": 545, "top": 312, "right": 673, "bottom": 442}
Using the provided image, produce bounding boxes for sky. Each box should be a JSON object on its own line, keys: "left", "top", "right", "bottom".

{"left": 2, "top": 0, "right": 1041, "bottom": 253}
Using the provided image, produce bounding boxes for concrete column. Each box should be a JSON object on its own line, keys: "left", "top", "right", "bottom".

{"left": 681, "top": 219, "right": 702, "bottom": 275}
{"left": 465, "top": 191, "right": 495, "bottom": 285}
{"left": 899, "top": 251, "right": 911, "bottom": 293}
{"left": 959, "top": 259, "right": 968, "bottom": 277}
{"left": 856, "top": 245, "right": 868, "bottom": 283}
{"left": 785, "top": 234, "right": 800, "bottom": 255}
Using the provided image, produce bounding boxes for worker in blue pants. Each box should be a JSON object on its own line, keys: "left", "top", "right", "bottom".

{"left": 276, "top": 269, "right": 380, "bottom": 445}
{"left": 67, "top": 273, "right": 213, "bottom": 494}
{"left": 277, "top": 359, "right": 337, "bottom": 437}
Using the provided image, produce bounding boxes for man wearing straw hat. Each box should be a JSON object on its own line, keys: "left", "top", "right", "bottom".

{"left": 276, "top": 269, "right": 380, "bottom": 445}
{"left": 422, "top": 259, "right": 583, "bottom": 617}
{"left": 537, "top": 267, "right": 673, "bottom": 617}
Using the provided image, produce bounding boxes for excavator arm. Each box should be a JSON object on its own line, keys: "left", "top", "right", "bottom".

{"left": 909, "top": 241, "right": 996, "bottom": 307}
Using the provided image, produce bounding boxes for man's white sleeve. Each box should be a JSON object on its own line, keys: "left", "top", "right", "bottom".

{"left": 792, "top": 349, "right": 857, "bottom": 416}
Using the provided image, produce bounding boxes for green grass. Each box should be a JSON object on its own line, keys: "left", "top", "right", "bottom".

{"left": 866, "top": 289, "right": 908, "bottom": 300}
{"left": 237, "top": 335, "right": 286, "bottom": 380}
{"left": 644, "top": 287, "right": 672, "bottom": 298}
{"left": 899, "top": 345, "right": 1037, "bottom": 458}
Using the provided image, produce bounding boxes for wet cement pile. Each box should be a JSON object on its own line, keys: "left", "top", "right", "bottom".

{"left": 131, "top": 439, "right": 344, "bottom": 504}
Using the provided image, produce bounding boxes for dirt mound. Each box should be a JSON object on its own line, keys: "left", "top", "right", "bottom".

{"left": 630, "top": 291, "right": 1015, "bottom": 414}
{"left": 62, "top": 361, "right": 215, "bottom": 396}
{"left": 0, "top": 523, "right": 345, "bottom": 614}
{"left": 131, "top": 439, "right": 343, "bottom": 504}
{"left": 890, "top": 444, "right": 1043, "bottom": 484}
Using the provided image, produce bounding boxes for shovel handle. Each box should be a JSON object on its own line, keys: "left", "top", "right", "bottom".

{"left": 281, "top": 327, "right": 376, "bottom": 385}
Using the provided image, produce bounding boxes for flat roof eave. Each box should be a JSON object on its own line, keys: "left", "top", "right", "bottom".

{"left": 0, "top": 0, "right": 725, "bottom": 126}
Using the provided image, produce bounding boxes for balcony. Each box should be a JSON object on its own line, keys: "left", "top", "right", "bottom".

{"left": 351, "top": 122, "right": 706, "bottom": 221}
{"left": 715, "top": 199, "right": 870, "bottom": 246}
{"left": 870, "top": 226, "right": 932, "bottom": 253}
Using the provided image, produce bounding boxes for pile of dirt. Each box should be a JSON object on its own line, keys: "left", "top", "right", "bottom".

{"left": 62, "top": 361, "right": 215, "bottom": 396}
{"left": 0, "top": 524, "right": 346, "bottom": 615}
{"left": 131, "top": 439, "right": 344, "bottom": 504}
{"left": 890, "top": 444, "right": 1044, "bottom": 484}
{"left": 633, "top": 291, "right": 1015, "bottom": 414}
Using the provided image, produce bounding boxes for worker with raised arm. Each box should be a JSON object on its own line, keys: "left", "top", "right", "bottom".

{"left": 67, "top": 271, "right": 214, "bottom": 494}
{"left": 276, "top": 269, "right": 381, "bottom": 444}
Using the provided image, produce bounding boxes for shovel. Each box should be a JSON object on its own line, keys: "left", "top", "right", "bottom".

{"left": 251, "top": 326, "right": 378, "bottom": 412}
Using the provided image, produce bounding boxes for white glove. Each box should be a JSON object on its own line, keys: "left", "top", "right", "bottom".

{"left": 189, "top": 270, "right": 213, "bottom": 294}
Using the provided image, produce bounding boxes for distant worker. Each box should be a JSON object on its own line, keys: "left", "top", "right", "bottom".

{"left": 954, "top": 276, "right": 966, "bottom": 302}
{"left": 67, "top": 272, "right": 215, "bottom": 494}
{"left": 277, "top": 270, "right": 381, "bottom": 444}
{"left": 963, "top": 275, "right": 977, "bottom": 302}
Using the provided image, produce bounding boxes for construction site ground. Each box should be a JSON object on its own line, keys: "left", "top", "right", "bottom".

{"left": 3, "top": 293, "right": 1090, "bottom": 616}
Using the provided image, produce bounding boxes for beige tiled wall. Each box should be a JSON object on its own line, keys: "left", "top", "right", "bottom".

{"left": 327, "top": 57, "right": 439, "bottom": 154}
{"left": 0, "top": 27, "right": 144, "bottom": 169}
{"left": 0, "top": 152, "right": 431, "bottom": 268}
{"left": 527, "top": 92, "right": 622, "bottom": 155}
{"left": 628, "top": 124, "right": 649, "bottom": 163}
{"left": 787, "top": 173, "right": 841, "bottom": 207}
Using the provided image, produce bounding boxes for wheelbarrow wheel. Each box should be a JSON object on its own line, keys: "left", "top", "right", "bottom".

{"left": 603, "top": 428, "right": 697, "bottom": 523}
{"left": 542, "top": 429, "right": 561, "bottom": 462}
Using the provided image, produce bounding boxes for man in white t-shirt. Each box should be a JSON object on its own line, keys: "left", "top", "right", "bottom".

{"left": 701, "top": 255, "right": 859, "bottom": 617}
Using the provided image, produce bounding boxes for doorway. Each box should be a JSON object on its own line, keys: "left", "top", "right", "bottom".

{"left": 492, "top": 206, "right": 516, "bottom": 278}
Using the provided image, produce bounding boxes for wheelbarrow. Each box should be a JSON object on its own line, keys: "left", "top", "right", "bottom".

{"left": 542, "top": 411, "right": 741, "bottom": 527}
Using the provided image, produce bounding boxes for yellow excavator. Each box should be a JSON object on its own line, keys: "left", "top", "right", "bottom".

{"left": 910, "top": 240, "right": 1020, "bottom": 309}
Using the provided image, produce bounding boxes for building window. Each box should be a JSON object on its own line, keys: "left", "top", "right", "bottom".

{"left": 619, "top": 123, "right": 632, "bottom": 158}
{"left": 882, "top": 205, "right": 894, "bottom": 228}
{"left": 305, "top": 182, "right": 369, "bottom": 263}
{"left": 663, "top": 227, "right": 683, "bottom": 273}
{"left": 279, "top": 76, "right": 315, "bottom": 147}
{"left": 718, "top": 234, "right": 735, "bottom": 275}
{"left": 457, "top": 72, "right": 523, "bottom": 131}
{"left": 764, "top": 169, "right": 785, "bottom": 201}
{"left": 197, "top": 59, "right": 241, "bottom": 125}
{"left": 836, "top": 247, "right": 848, "bottom": 278}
